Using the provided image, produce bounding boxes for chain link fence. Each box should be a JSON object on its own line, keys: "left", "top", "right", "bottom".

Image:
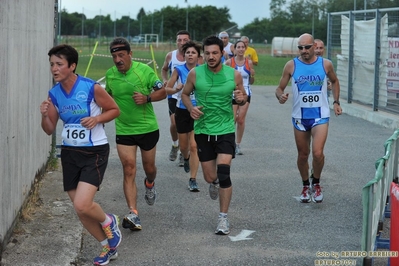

{"left": 327, "top": 7, "right": 399, "bottom": 114}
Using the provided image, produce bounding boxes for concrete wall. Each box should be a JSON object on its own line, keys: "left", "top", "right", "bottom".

{"left": 0, "top": 0, "right": 55, "bottom": 253}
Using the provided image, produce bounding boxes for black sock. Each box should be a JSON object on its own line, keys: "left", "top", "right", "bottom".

{"left": 312, "top": 177, "right": 320, "bottom": 185}
{"left": 303, "top": 179, "right": 310, "bottom": 186}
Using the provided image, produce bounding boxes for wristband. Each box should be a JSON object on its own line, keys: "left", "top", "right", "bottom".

{"left": 147, "top": 95, "right": 152, "bottom": 103}
{"left": 333, "top": 100, "right": 340, "bottom": 105}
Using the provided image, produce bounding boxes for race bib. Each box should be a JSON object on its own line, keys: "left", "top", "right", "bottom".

{"left": 299, "top": 91, "right": 322, "bottom": 108}
{"left": 61, "top": 124, "right": 90, "bottom": 146}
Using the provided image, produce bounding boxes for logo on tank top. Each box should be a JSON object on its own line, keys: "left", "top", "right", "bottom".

{"left": 76, "top": 91, "right": 88, "bottom": 102}
{"left": 296, "top": 75, "right": 323, "bottom": 86}
{"left": 60, "top": 104, "right": 87, "bottom": 115}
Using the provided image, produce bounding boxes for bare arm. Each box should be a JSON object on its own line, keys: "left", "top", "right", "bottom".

{"left": 80, "top": 84, "right": 120, "bottom": 129}
{"left": 324, "top": 60, "right": 342, "bottom": 116}
{"left": 275, "top": 60, "right": 293, "bottom": 104}
{"left": 161, "top": 52, "right": 172, "bottom": 83}
{"left": 40, "top": 97, "right": 59, "bottom": 135}
{"left": 230, "top": 45, "right": 235, "bottom": 57}
{"left": 182, "top": 69, "right": 204, "bottom": 120}
{"left": 181, "top": 69, "right": 196, "bottom": 113}
{"left": 165, "top": 69, "right": 182, "bottom": 95}
{"left": 133, "top": 84, "right": 167, "bottom": 105}
{"left": 248, "top": 59, "right": 255, "bottom": 85}
{"left": 234, "top": 70, "right": 247, "bottom": 105}
{"left": 252, "top": 49, "right": 259, "bottom": 66}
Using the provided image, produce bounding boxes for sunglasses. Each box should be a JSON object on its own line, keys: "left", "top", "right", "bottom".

{"left": 298, "top": 44, "right": 313, "bottom": 50}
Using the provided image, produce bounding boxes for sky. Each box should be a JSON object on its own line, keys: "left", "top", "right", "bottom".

{"left": 61, "top": 0, "right": 271, "bottom": 28}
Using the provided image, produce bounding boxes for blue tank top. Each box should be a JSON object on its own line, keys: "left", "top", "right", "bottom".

{"left": 291, "top": 57, "right": 330, "bottom": 119}
{"left": 49, "top": 75, "right": 107, "bottom": 147}
{"left": 230, "top": 57, "right": 251, "bottom": 97}
{"left": 175, "top": 64, "right": 196, "bottom": 109}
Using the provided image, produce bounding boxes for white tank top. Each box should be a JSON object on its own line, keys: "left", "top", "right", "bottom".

{"left": 168, "top": 50, "right": 185, "bottom": 99}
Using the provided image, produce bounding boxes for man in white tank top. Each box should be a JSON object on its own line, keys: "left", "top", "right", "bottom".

{"left": 218, "top": 31, "right": 234, "bottom": 61}
{"left": 275, "top": 33, "right": 342, "bottom": 204}
{"left": 161, "top": 30, "right": 190, "bottom": 165}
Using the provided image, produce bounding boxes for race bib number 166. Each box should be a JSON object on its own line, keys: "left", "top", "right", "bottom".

{"left": 61, "top": 124, "right": 90, "bottom": 146}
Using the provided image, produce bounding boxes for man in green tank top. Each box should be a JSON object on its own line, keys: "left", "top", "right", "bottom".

{"left": 181, "top": 35, "right": 247, "bottom": 235}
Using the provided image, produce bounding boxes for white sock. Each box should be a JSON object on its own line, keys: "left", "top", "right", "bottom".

{"left": 173, "top": 141, "right": 179, "bottom": 146}
{"left": 219, "top": 212, "right": 227, "bottom": 218}
{"left": 100, "top": 239, "right": 108, "bottom": 246}
{"left": 100, "top": 214, "right": 111, "bottom": 227}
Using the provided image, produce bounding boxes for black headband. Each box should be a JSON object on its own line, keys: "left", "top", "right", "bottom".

{"left": 110, "top": 45, "right": 130, "bottom": 53}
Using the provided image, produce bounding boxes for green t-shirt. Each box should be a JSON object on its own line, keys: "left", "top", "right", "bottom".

{"left": 105, "top": 61, "right": 161, "bottom": 135}
{"left": 194, "top": 64, "right": 236, "bottom": 135}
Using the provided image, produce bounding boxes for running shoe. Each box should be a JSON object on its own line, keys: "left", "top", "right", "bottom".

{"left": 215, "top": 216, "right": 230, "bottom": 235}
{"left": 235, "top": 145, "right": 243, "bottom": 155}
{"left": 299, "top": 186, "right": 311, "bottom": 203}
{"left": 122, "top": 212, "right": 142, "bottom": 231}
{"left": 209, "top": 181, "right": 219, "bottom": 200}
{"left": 188, "top": 178, "right": 200, "bottom": 192}
{"left": 144, "top": 178, "right": 157, "bottom": 205}
{"left": 169, "top": 145, "right": 179, "bottom": 161}
{"left": 93, "top": 245, "right": 118, "bottom": 265}
{"left": 311, "top": 183, "right": 324, "bottom": 203}
{"left": 102, "top": 214, "right": 122, "bottom": 250}
{"left": 178, "top": 153, "right": 184, "bottom": 167}
{"left": 183, "top": 157, "right": 190, "bottom": 173}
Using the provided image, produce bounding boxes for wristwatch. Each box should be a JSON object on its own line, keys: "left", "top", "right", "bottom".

{"left": 333, "top": 100, "right": 340, "bottom": 105}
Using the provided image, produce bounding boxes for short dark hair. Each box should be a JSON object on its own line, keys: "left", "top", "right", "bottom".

{"left": 182, "top": 41, "right": 202, "bottom": 55}
{"left": 48, "top": 44, "right": 78, "bottom": 73}
{"left": 109, "top": 37, "right": 131, "bottom": 53}
{"left": 176, "top": 30, "right": 190, "bottom": 38}
{"left": 202, "top": 35, "right": 223, "bottom": 53}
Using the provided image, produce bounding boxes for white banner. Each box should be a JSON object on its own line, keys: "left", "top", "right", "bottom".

{"left": 387, "top": 38, "right": 399, "bottom": 92}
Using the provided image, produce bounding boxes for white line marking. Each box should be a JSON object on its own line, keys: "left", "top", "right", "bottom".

{"left": 228, "top": 230, "right": 256, "bottom": 242}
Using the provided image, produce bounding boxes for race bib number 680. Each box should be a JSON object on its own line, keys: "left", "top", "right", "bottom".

{"left": 299, "top": 91, "right": 322, "bottom": 108}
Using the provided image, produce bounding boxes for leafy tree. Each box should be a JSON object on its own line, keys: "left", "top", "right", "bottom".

{"left": 59, "top": 1, "right": 398, "bottom": 44}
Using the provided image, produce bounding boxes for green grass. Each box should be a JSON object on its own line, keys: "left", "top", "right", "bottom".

{"left": 75, "top": 43, "right": 293, "bottom": 86}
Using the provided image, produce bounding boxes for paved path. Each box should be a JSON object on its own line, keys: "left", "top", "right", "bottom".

{"left": 1, "top": 86, "right": 395, "bottom": 266}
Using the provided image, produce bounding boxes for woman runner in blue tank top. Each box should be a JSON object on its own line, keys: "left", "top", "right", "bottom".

{"left": 165, "top": 41, "right": 203, "bottom": 192}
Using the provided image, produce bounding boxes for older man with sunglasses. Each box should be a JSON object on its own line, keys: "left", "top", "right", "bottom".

{"left": 275, "top": 33, "right": 342, "bottom": 204}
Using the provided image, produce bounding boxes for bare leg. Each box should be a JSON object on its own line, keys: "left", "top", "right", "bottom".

{"left": 189, "top": 131, "right": 199, "bottom": 179}
{"left": 67, "top": 183, "right": 107, "bottom": 242}
{"left": 141, "top": 146, "right": 157, "bottom": 183}
{"left": 235, "top": 102, "right": 250, "bottom": 144}
{"left": 293, "top": 128, "right": 311, "bottom": 181}
{"left": 117, "top": 144, "right": 138, "bottom": 211}
{"left": 201, "top": 154, "right": 233, "bottom": 213}
{"left": 170, "top": 114, "right": 178, "bottom": 142}
{"left": 311, "top": 123, "right": 328, "bottom": 179}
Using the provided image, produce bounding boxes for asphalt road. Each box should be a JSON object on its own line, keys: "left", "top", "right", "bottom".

{"left": 1, "top": 85, "right": 394, "bottom": 266}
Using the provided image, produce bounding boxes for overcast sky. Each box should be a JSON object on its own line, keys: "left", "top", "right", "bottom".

{"left": 61, "top": 0, "right": 271, "bottom": 28}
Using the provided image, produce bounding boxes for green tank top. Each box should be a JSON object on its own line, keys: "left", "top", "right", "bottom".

{"left": 194, "top": 64, "right": 236, "bottom": 135}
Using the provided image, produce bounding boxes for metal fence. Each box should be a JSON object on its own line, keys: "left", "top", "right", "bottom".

{"left": 361, "top": 129, "right": 399, "bottom": 266}
{"left": 327, "top": 7, "right": 399, "bottom": 114}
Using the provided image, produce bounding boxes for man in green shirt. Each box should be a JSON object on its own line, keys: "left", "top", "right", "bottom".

{"left": 105, "top": 37, "right": 166, "bottom": 231}
{"left": 181, "top": 35, "right": 247, "bottom": 235}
